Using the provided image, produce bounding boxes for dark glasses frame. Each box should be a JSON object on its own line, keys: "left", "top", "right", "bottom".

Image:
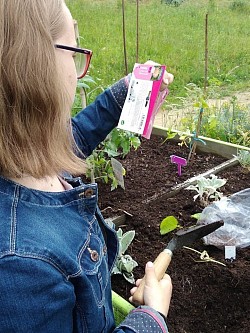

{"left": 55, "top": 44, "right": 93, "bottom": 79}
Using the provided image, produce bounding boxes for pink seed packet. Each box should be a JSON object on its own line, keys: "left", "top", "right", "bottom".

{"left": 118, "top": 63, "right": 169, "bottom": 139}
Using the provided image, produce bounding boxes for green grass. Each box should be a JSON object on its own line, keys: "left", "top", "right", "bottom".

{"left": 67, "top": 0, "right": 250, "bottom": 103}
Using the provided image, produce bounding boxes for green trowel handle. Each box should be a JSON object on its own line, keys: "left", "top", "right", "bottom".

{"left": 132, "top": 249, "right": 173, "bottom": 305}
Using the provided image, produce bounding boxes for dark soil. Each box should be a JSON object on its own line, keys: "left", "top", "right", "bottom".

{"left": 97, "top": 135, "right": 250, "bottom": 333}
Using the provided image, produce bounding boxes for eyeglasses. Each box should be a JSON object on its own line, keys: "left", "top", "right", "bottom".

{"left": 55, "top": 44, "right": 93, "bottom": 79}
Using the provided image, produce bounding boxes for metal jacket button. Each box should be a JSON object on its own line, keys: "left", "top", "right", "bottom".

{"left": 88, "top": 247, "right": 99, "bottom": 262}
{"left": 103, "top": 245, "right": 107, "bottom": 254}
{"left": 84, "top": 188, "right": 94, "bottom": 198}
{"left": 90, "top": 250, "right": 99, "bottom": 261}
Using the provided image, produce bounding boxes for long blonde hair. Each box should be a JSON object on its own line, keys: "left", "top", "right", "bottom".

{"left": 0, "top": 0, "right": 86, "bottom": 178}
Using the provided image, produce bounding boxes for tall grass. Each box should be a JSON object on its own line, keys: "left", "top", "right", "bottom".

{"left": 67, "top": 0, "right": 250, "bottom": 102}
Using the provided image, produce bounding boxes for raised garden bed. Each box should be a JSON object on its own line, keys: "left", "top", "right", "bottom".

{"left": 97, "top": 130, "right": 250, "bottom": 333}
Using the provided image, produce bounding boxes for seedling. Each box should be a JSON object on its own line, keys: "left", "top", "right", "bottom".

{"left": 178, "top": 131, "right": 192, "bottom": 148}
{"left": 112, "top": 228, "right": 138, "bottom": 284}
{"left": 235, "top": 149, "right": 250, "bottom": 172}
{"left": 191, "top": 213, "right": 202, "bottom": 220}
{"left": 160, "top": 129, "right": 177, "bottom": 145}
{"left": 186, "top": 174, "right": 227, "bottom": 207}
{"left": 86, "top": 129, "right": 141, "bottom": 190}
{"left": 160, "top": 216, "right": 180, "bottom": 235}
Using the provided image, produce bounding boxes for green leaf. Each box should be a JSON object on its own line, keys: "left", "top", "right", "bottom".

{"left": 160, "top": 216, "right": 179, "bottom": 235}
{"left": 130, "top": 136, "right": 141, "bottom": 149}
{"left": 201, "top": 101, "right": 209, "bottom": 108}
{"left": 161, "top": 130, "right": 176, "bottom": 144}
{"left": 112, "top": 267, "right": 122, "bottom": 275}
{"left": 116, "top": 228, "right": 123, "bottom": 239}
{"left": 80, "top": 76, "right": 96, "bottom": 84}
{"left": 191, "top": 213, "right": 201, "bottom": 220}
{"left": 104, "top": 149, "right": 120, "bottom": 157}
{"left": 120, "top": 255, "right": 138, "bottom": 273}
{"left": 123, "top": 272, "right": 136, "bottom": 284}
{"left": 112, "top": 228, "right": 137, "bottom": 284}
{"left": 121, "top": 140, "right": 130, "bottom": 156}
{"left": 84, "top": 128, "right": 141, "bottom": 190}
{"left": 111, "top": 178, "right": 118, "bottom": 191}
{"left": 120, "top": 230, "right": 135, "bottom": 253}
{"left": 77, "top": 82, "right": 90, "bottom": 89}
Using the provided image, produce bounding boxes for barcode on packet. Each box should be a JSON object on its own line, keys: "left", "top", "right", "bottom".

{"left": 138, "top": 115, "right": 146, "bottom": 131}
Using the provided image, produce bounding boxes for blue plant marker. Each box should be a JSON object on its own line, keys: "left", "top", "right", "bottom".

{"left": 189, "top": 130, "right": 207, "bottom": 150}
{"left": 170, "top": 155, "right": 187, "bottom": 176}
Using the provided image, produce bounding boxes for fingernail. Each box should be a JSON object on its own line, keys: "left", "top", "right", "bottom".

{"left": 147, "top": 261, "right": 154, "bottom": 268}
{"left": 164, "top": 78, "right": 169, "bottom": 85}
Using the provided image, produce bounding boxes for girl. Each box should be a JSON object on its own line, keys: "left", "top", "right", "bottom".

{"left": 0, "top": 1, "right": 173, "bottom": 332}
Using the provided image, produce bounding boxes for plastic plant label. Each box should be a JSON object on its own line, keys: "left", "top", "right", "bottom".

{"left": 118, "top": 63, "right": 168, "bottom": 139}
{"left": 225, "top": 246, "right": 236, "bottom": 260}
{"left": 111, "top": 158, "right": 125, "bottom": 189}
{"left": 170, "top": 155, "right": 187, "bottom": 176}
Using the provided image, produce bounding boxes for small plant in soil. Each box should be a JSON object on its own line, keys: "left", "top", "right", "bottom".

{"left": 73, "top": 74, "right": 103, "bottom": 114}
{"left": 85, "top": 129, "right": 141, "bottom": 190}
{"left": 160, "top": 215, "right": 181, "bottom": 235}
{"left": 178, "top": 131, "right": 192, "bottom": 148}
{"left": 112, "top": 228, "right": 138, "bottom": 284}
{"left": 180, "top": 87, "right": 250, "bottom": 147}
{"left": 235, "top": 149, "right": 250, "bottom": 173}
{"left": 186, "top": 174, "right": 227, "bottom": 207}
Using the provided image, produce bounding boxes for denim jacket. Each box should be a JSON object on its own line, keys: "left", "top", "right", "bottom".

{"left": 0, "top": 78, "right": 169, "bottom": 333}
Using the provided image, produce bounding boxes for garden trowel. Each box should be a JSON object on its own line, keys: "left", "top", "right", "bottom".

{"left": 132, "top": 220, "right": 224, "bottom": 304}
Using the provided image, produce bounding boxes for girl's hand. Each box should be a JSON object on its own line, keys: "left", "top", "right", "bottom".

{"left": 161, "top": 70, "right": 174, "bottom": 91}
{"left": 129, "top": 261, "right": 172, "bottom": 317}
{"left": 144, "top": 60, "right": 174, "bottom": 91}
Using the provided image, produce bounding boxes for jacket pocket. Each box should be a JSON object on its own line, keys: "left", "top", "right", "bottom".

{"left": 80, "top": 233, "right": 109, "bottom": 306}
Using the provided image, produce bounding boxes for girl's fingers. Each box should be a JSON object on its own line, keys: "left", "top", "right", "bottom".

{"left": 130, "top": 286, "right": 137, "bottom": 295}
{"left": 135, "top": 278, "right": 142, "bottom": 287}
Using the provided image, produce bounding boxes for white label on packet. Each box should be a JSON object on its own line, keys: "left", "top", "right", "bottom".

{"left": 118, "top": 63, "right": 165, "bottom": 137}
{"left": 119, "top": 79, "right": 152, "bottom": 134}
